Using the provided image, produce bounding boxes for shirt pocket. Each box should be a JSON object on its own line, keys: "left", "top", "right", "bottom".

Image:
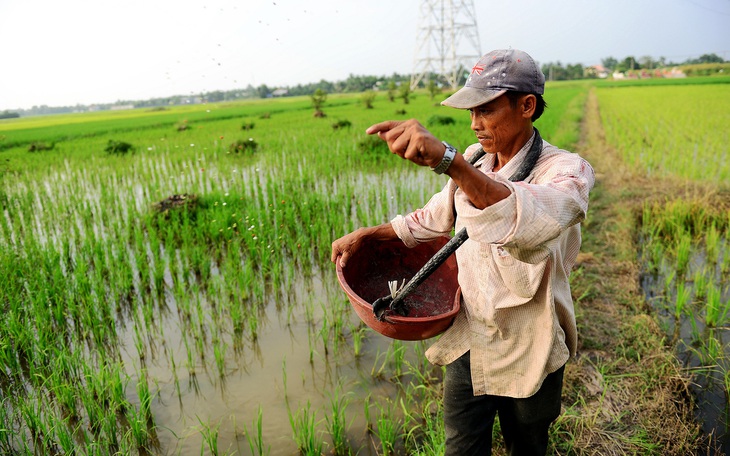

{"left": 491, "top": 244, "right": 548, "bottom": 307}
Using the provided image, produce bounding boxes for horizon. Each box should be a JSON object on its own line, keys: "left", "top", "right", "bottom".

{"left": 3, "top": 52, "right": 724, "bottom": 114}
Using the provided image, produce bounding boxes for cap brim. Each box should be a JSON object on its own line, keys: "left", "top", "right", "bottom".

{"left": 441, "top": 87, "right": 507, "bottom": 109}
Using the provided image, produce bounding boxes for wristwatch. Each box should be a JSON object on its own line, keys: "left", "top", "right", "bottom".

{"left": 431, "top": 141, "right": 457, "bottom": 174}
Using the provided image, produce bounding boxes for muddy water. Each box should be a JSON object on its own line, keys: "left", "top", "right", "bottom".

{"left": 640, "top": 246, "right": 730, "bottom": 454}
{"left": 118, "top": 263, "right": 436, "bottom": 455}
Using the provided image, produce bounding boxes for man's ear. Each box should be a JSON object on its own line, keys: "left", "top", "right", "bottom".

{"left": 522, "top": 94, "right": 536, "bottom": 118}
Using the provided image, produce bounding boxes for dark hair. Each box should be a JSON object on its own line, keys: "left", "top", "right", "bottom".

{"left": 505, "top": 91, "right": 547, "bottom": 122}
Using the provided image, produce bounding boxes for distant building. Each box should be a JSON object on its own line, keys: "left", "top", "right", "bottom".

{"left": 663, "top": 67, "right": 687, "bottom": 78}
{"left": 586, "top": 65, "right": 609, "bottom": 79}
{"left": 271, "top": 88, "right": 288, "bottom": 97}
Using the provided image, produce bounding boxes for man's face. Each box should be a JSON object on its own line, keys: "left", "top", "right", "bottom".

{"left": 468, "top": 94, "right": 530, "bottom": 155}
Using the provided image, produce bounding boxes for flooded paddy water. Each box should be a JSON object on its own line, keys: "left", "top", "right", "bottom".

{"left": 638, "top": 201, "right": 730, "bottom": 453}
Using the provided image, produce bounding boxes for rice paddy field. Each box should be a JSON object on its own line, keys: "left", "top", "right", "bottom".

{"left": 596, "top": 79, "right": 730, "bottom": 451}
{"left": 0, "top": 77, "right": 727, "bottom": 455}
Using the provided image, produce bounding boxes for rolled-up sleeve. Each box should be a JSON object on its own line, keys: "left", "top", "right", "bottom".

{"left": 456, "top": 153, "right": 593, "bottom": 263}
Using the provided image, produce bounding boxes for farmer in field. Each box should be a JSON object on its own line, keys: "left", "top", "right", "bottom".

{"left": 331, "top": 48, "right": 595, "bottom": 455}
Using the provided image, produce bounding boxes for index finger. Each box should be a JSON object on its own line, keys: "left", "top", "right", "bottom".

{"left": 365, "top": 120, "right": 403, "bottom": 136}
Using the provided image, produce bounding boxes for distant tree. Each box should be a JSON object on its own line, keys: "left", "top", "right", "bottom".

{"left": 601, "top": 57, "right": 618, "bottom": 70}
{"left": 399, "top": 84, "right": 411, "bottom": 104}
{"left": 311, "top": 89, "right": 327, "bottom": 117}
{"left": 344, "top": 74, "right": 378, "bottom": 92}
{"left": 639, "top": 56, "right": 656, "bottom": 70}
{"left": 315, "top": 79, "right": 335, "bottom": 93}
{"left": 206, "top": 90, "right": 226, "bottom": 102}
{"left": 566, "top": 63, "right": 584, "bottom": 80}
{"left": 386, "top": 81, "right": 397, "bottom": 102}
{"left": 542, "top": 62, "right": 568, "bottom": 81}
{"left": 695, "top": 53, "right": 725, "bottom": 64}
{"left": 427, "top": 79, "right": 441, "bottom": 100}
{"left": 361, "top": 91, "right": 376, "bottom": 109}
{"left": 256, "top": 84, "right": 270, "bottom": 98}
{"left": 616, "top": 56, "right": 639, "bottom": 72}
{"left": 0, "top": 110, "right": 19, "bottom": 119}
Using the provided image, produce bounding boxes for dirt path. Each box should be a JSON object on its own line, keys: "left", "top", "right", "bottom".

{"left": 556, "top": 88, "right": 721, "bottom": 454}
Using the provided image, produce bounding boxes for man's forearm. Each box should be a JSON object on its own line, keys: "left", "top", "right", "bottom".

{"left": 445, "top": 153, "right": 510, "bottom": 209}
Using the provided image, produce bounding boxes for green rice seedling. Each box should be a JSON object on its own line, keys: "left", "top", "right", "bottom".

{"left": 134, "top": 323, "right": 147, "bottom": 363}
{"left": 19, "top": 392, "right": 51, "bottom": 454}
{"left": 136, "top": 370, "right": 153, "bottom": 426}
{"left": 246, "top": 306, "right": 260, "bottom": 342}
{"left": 167, "top": 348, "right": 182, "bottom": 403}
{"left": 197, "top": 416, "right": 221, "bottom": 456}
{"left": 0, "top": 397, "right": 13, "bottom": 451}
{"left": 375, "top": 399, "right": 402, "bottom": 456}
{"left": 685, "top": 331, "right": 725, "bottom": 371}
{"left": 686, "top": 312, "right": 703, "bottom": 346}
{"left": 54, "top": 419, "right": 78, "bottom": 454}
{"left": 288, "top": 401, "right": 324, "bottom": 456}
{"left": 213, "top": 336, "right": 227, "bottom": 378}
{"left": 324, "top": 383, "right": 352, "bottom": 456}
{"left": 694, "top": 267, "right": 711, "bottom": 301}
{"left": 388, "top": 340, "right": 406, "bottom": 379}
{"left": 370, "top": 349, "right": 387, "bottom": 380}
{"left": 244, "top": 406, "right": 270, "bottom": 456}
{"left": 704, "top": 222, "right": 721, "bottom": 264}
{"left": 721, "top": 238, "right": 730, "bottom": 276}
{"left": 317, "top": 313, "right": 331, "bottom": 357}
{"left": 705, "top": 283, "right": 729, "bottom": 328}
{"left": 674, "top": 232, "right": 693, "bottom": 277}
{"left": 674, "top": 281, "right": 691, "bottom": 321}
{"left": 662, "top": 269, "right": 676, "bottom": 297}
{"left": 403, "top": 399, "right": 445, "bottom": 456}
{"left": 351, "top": 324, "right": 366, "bottom": 358}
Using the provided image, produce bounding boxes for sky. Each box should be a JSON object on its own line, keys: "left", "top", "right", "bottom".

{"left": 1, "top": 0, "right": 728, "bottom": 110}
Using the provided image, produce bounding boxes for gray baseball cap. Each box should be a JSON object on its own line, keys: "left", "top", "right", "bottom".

{"left": 441, "top": 49, "right": 545, "bottom": 109}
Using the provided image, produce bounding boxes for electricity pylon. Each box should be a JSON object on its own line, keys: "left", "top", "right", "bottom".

{"left": 410, "top": 0, "right": 482, "bottom": 91}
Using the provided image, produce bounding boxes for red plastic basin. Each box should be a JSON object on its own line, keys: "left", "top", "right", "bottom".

{"left": 335, "top": 236, "right": 460, "bottom": 341}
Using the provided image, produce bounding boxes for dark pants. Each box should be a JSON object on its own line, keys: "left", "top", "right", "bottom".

{"left": 443, "top": 351, "right": 565, "bottom": 456}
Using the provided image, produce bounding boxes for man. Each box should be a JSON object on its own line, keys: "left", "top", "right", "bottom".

{"left": 331, "top": 49, "right": 594, "bottom": 455}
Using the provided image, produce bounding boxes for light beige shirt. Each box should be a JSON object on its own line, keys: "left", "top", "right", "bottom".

{"left": 391, "top": 134, "right": 595, "bottom": 398}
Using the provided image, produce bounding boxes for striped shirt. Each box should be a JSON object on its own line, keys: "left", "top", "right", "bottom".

{"left": 390, "top": 134, "right": 595, "bottom": 398}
